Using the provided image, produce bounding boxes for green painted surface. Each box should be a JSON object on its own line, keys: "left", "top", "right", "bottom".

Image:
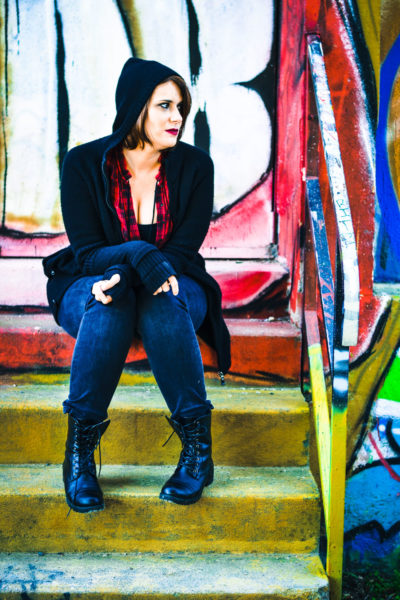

{"left": 377, "top": 350, "right": 400, "bottom": 402}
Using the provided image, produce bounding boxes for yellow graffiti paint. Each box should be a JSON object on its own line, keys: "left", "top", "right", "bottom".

{"left": 357, "top": 0, "right": 381, "bottom": 97}
{"left": 388, "top": 64, "right": 400, "bottom": 205}
{"left": 327, "top": 406, "right": 347, "bottom": 600}
{"left": 347, "top": 297, "right": 400, "bottom": 466}
{"left": 307, "top": 340, "right": 348, "bottom": 600}
{"left": 308, "top": 343, "right": 331, "bottom": 519}
{"left": 118, "top": 1, "right": 144, "bottom": 57}
{"left": 381, "top": 0, "right": 400, "bottom": 63}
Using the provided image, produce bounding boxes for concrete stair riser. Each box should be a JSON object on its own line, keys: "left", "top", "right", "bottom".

{"left": 0, "top": 465, "right": 320, "bottom": 554}
{"left": 0, "top": 385, "right": 309, "bottom": 466}
{"left": 0, "top": 314, "right": 301, "bottom": 382}
{"left": 0, "top": 552, "right": 329, "bottom": 599}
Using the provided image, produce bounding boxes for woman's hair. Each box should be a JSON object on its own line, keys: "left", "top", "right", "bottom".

{"left": 123, "top": 75, "right": 192, "bottom": 150}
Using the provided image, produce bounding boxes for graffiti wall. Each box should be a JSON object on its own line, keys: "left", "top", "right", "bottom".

{"left": 0, "top": 0, "right": 277, "bottom": 250}
{"left": 0, "top": 0, "right": 290, "bottom": 311}
{"left": 1, "top": 0, "right": 400, "bottom": 571}
{"left": 374, "top": 1, "right": 400, "bottom": 282}
{"left": 339, "top": 0, "right": 400, "bottom": 572}
{"left": 344, "top": 298, "right": 400, "bottom": 570}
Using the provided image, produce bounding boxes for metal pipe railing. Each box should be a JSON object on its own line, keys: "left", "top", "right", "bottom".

{"left": 307, "top": 34, "right": 359, "bottom": 348}
{"left": 303, "top": 34, "right": 360, "bottom": 600}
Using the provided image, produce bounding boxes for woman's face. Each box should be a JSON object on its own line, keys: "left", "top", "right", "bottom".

{"left": 144, "top": 81, "right": 183, "bottom": 150}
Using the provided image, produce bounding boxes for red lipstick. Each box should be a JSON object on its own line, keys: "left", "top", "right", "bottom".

{"left": 166, "top": 129, "right": 179, "bottom": 136}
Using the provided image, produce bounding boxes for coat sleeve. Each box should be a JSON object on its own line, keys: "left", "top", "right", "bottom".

{"left": 61, "top": 148, "right": 175, "bottom": 293}
{"left": 161, "top": 154, "right": 214, "bottom": 274}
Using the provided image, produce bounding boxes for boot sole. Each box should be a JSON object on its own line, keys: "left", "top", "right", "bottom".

{"left": 159, "top": 473, "right": 214, "bottom": 506}
{"left": 66, "top": 497, "right": 105, "bottom": 514}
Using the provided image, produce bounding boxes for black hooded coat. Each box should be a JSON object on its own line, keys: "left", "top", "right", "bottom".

{"left": 43, "top": 58, "right": 231, "bottom": 375}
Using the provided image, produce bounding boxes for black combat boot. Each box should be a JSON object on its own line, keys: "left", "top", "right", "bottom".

{"left": 63, "top": 414, "right": 110, "bottom": 513}
{"left": 160, "top": 412, "right": 213, "bottom": 505}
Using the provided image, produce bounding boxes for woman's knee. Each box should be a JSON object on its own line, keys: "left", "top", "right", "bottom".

{"left": 84, "top": 286, "right": 137, "bottom": 335}
{"left": 84, "top": 284, "right": 136, "bottom": 314}
{"left": 60, "top": 277, "right": 136, "bottom": 338}
{"left": 136, "top": 289, "right": 188, "bottom": 337}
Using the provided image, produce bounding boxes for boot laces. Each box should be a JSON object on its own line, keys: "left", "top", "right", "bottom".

{"left": 162, "top": 418, "right": 201, "bottom": 474}
{"left": 71, "top": 424, "right": 102, "bottom": 478}
{"left": 178, "top": 423, "right": 200, "bottom": 472}
{"left": 66, "top": 423, "right": 103, "bottom": 518}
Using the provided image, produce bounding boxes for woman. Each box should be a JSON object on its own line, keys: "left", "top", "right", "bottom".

{"left": 43, "top": 58, "right": 231, "bottom": 513}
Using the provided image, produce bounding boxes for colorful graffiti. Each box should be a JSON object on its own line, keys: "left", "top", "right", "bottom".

{"left": 0, "top": 0, "right": 399, "bottom": 572}
{"left": 1, "top": 0, "right": 276, "bottom": 233}
{"left": 0, "top": 0, "right": 290, "bottom": 311}
{"left": 340, "top": 0, "right": 400, "bottom": 570}
{"left": 375, "top": 31, "right": 400, "bottom": 282}
{"left": 345, "top": 314, "right": 400, "bottom": 569}
{"left": 296, "top": 0, "right": 400, "bottom": 574}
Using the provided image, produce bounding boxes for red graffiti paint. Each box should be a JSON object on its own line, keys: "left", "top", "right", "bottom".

{"left": 368, "top": 432, "right": 400, "bottom": 483}
{"left": 202, "top": 174, "right": 274, "bottom": 259}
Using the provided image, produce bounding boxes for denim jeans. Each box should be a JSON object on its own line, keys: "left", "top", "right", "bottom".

{"left": 57, "top": 274, "right": 213, "bottom": 423}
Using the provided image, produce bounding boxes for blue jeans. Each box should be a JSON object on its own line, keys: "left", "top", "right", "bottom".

{"left": 57, "top": 274, "right": 213, "bottom": 423}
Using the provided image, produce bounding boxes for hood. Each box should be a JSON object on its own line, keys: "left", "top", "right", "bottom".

{"left": 111, "top": 57, "right": 180, "bottom": 144}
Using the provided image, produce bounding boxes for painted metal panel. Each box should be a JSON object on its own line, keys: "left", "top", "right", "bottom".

{"left": 307, "top": 35, "right": 359, "bottom": 347}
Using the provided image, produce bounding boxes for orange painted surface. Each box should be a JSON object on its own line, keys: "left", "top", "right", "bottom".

{"left": 0, "top": 315, "right": 301, "bottom": 383}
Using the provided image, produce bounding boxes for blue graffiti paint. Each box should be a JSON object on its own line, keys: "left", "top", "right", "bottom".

{"left": 376, "top": 34, "right": 400, "bottom": 271}
{"left": 344, "top": 526, "right": 400, "bottom": 567}
{"left": 345, "top": 463, "right": 400, "bottom": 562}
{"left": 375, "top": 216, "right": 400, "bottom": 281}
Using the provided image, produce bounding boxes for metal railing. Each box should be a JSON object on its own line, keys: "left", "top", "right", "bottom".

{"left": 302, "top": 34, "right": 360, "bottom": 600}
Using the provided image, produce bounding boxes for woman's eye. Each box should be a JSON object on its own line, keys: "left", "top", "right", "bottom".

{"left": 160, "top": 102, "right": 169, "bottom": 109}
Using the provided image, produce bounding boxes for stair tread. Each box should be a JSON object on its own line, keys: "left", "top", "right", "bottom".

{"left": 0, "top": 312, "right": 300, "bottom": 335}
{"left": 0, "top": 551, "right": 328, "bottom": 597}
{"left": 0, "top": 464, "right": 320, "bottom": 554}
{"left": 0, "top": 464, "right": 318, "bottom": 499}
{"left": 0, "top": 381, "right": 307, "bottom": 413}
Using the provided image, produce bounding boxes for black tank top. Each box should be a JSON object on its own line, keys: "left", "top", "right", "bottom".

{"left": 138, "top": 223, "right": 157, "bottom": 244}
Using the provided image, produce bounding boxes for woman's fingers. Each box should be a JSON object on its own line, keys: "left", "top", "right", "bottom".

{"left": 153, "top": 276, "right": 179, "bottom": 296}
{"left": 169, "top": 276, "right": 179, "bottom": 296}
{"left": 94, "top": 285, "right": 112, "bottom": 304}
{"left": 102, "top": 273, "right": 121, "bottom": 290}
{"left": 92, "top": 273, "right": 121, "bottom": 304}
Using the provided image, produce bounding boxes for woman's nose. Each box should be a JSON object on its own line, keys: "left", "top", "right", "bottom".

{"left": 170, "top": 107, "right": 182, "bottom": 123}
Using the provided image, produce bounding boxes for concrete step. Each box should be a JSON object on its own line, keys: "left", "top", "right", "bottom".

{"left": 0, "top": 257, "right": 289, "bottom": 310}
{"left": 0, "top": 551, "right": 329, "bottom": 599}
{"left": 0, "top": 381, "right": 309, "bottom": 466}
{"left": 0, "top": 464, "right": 320, "bottom": 554}
{"left": 0, "top": 313, "right": 301, "bottom": 383}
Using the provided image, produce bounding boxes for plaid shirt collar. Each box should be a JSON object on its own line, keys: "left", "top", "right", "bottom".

{"left": 107, "top": 145, "right": 173, "bottom": 247}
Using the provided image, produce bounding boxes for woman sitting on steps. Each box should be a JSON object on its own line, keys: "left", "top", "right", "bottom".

{"left": 43, "top": 57, "right": 231, "bottom": 513}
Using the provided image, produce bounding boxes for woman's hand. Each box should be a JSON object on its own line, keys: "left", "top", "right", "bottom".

{"left": 92, "top": 273, "right": 121, "bottom": 304}
{"left": 153, "top": 275, "right": 179, "bottom": 296}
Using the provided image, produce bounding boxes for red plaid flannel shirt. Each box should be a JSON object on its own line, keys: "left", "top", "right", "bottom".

{"left": 107, "top": 145, "right": 173, "bottom": 248}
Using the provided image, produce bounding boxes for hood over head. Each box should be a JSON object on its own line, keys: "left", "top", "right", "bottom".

{"left": 112, "top": 57, "right": 180, "bottom": 142}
